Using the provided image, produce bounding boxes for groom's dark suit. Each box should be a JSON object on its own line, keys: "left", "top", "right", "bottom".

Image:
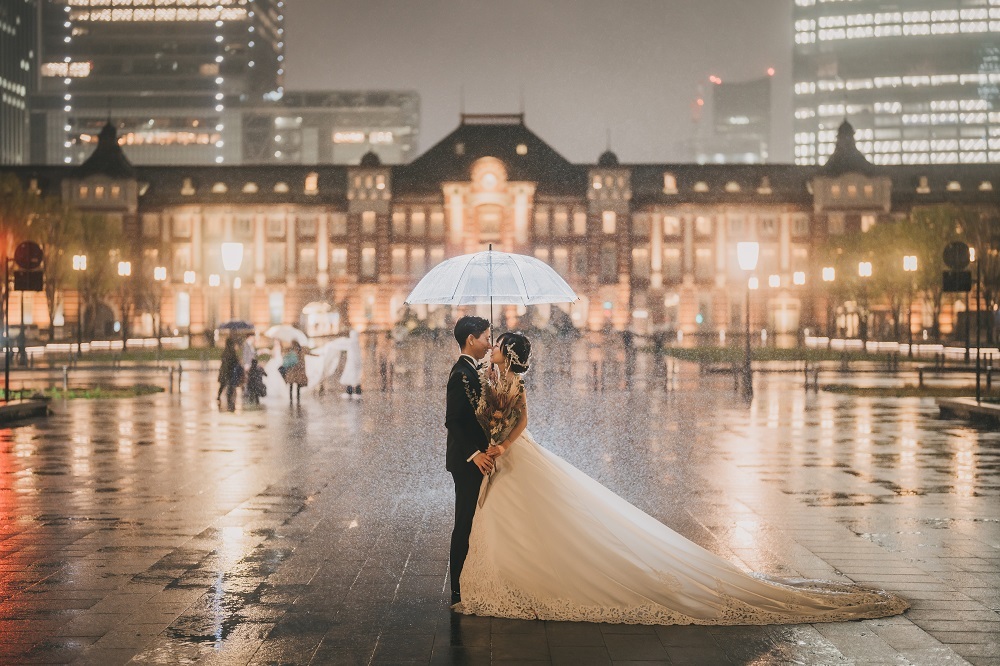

{"left": 446, "top": 355, "right": 490, "bottom": 600}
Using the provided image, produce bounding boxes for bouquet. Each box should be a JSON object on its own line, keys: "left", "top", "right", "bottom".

{"left": 472, "top": 356, "right": 523, "bottom": 506}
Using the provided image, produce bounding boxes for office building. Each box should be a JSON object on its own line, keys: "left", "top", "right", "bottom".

{"left": 32, "top": 0, "right": 285, "bottom": 166}
{"left": 793, "top": 0, "right": 1000, "bottom": 165}
{"left": 0, "top": 0, "right": 38, "bottom": 165}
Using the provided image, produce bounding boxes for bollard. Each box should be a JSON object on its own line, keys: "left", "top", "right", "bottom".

{"left": 62, "top": 365, "right": 68, "bottom": 392}
{"left": 168, "top": 367, "right": 174, "bottom": 393}
{"left": 813, "top": 367, "right": 820, "bottom": 392}
{"left": 177, "top": 363, "right": 184, "bottom": 393}
{"left": 918, "top": 368, "right": 924, "bottom": 388}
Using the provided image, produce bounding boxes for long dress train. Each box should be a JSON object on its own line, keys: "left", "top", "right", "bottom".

{"left": 455, "top": 429, "right": 908, "bottom": 625}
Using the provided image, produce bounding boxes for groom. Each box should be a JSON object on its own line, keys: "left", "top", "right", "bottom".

{"left": 446, "top": 315, "right": 494, "bottom": 605}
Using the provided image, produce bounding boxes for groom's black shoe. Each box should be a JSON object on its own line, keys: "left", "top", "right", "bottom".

{"left": 450, "top": 591, "right": 461, "bottom": 605}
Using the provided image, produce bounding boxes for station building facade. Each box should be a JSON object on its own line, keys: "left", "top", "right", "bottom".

{"left": 3, "top": 113, "right": 998, "bottom": 340}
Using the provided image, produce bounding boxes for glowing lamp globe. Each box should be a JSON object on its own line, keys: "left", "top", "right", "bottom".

{"left": 736, "top": 242, "right": 760, "bottom": 272}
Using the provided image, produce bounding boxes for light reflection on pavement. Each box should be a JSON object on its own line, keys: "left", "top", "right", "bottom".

{"left": 0, "top": 334, "right": 996, "bottom": 664}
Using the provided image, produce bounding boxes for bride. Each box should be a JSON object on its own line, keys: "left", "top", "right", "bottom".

{"left": 454, "top": 331, "right": 909, "bottom": 625}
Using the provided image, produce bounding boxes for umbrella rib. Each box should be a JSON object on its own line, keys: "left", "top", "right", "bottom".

{"left": 449, "top": 256, "right": 477, "bottom": 302}
{"left": 511, "top": 258, "right": 531, "bottom": 304}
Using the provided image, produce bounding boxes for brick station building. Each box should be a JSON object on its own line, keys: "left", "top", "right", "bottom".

{"left": 3, "top": 113, "right": 997, "bottom": 340}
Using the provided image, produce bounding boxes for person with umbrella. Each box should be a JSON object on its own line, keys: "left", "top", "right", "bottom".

{"left": 280, "top": 340, "right": 312, "bottom": 404}
{"left": 217, "top": 337, "right": 244, "bottom": 407}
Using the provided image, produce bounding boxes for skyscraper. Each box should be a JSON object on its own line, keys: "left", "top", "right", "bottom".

{"left": 0, "top": 0, "right": 38, "bottom": 165}
{"left": 793, "top": 0, "right": 1000, "bottom": 165}
{"left": 32, "top": 0, "right": 285, "bottom": 165}
{"left": 695, "top": 75, "right": 772, "bottom": 164}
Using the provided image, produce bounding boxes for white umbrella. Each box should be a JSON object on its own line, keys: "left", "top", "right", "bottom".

{"left": 405, "top": 247, "right": 578, "bottom": 325}
{"left": 264, "top": 324, "right": 309, "bottom": 346}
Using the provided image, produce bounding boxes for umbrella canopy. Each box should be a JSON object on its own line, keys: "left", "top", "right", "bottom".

{"left": 217, "top": 320, "right": 255, "bottom": 333}
{"left": 405, "top": 249, "right": 578, "bottom": 307}
{"left": 264, "top": 325, "right": 309, "bottom": 346}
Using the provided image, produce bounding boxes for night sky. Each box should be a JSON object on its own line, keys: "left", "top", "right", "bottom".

{"left": 284, "top": 0, "right": 793, "bottom": 163}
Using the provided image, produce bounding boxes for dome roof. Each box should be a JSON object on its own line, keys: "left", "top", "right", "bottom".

{"left": 597, "top": 149, "right": 619, "bottom": 168}
{"left": 359, "top": 150, "right": 382, "bottom": 168}
{"left": 77, "top": 122, "right": 135, "bottom": 179}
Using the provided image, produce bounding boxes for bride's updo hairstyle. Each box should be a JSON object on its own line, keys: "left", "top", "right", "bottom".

{"left": 497, "top": 331, "right": 531, "bottom": 374}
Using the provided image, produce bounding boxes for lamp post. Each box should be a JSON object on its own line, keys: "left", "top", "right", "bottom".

{"left": 117, "top": 261, "right": 131, "bottom": 344}
{"left": 221, "top": 242, "right": 244, "bottom": 320}
{"left": 153, "top": 266, "right": 167, "bottom": 348}
{"left": 72, "top": 254, "right": 87, "bottom": 356}
{"left": 737, "top": 242, "right": 760, "bottom": 398}
{"left": 858, "top": 261, "right": 872, "bottom": 351}
{"left": 903, "top": 255, "right": 917, "bottom": 358}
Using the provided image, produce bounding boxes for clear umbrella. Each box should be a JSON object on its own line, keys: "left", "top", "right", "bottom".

{"left": 405, "top": 246, "right": 578, "bottom": 326}
{"left": 263, "top": 324, "right": 309, "bottom": 346}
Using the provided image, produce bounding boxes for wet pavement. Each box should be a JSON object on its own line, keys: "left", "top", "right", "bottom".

{"left": 1, "top": 335, "right": 998, "bottom": 665}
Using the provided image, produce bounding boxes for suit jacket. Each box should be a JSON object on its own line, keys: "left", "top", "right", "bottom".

{"left": 445, "top": 357, "right": 489, "bottom": 472}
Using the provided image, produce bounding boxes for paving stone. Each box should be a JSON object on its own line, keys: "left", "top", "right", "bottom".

{"left": 0, "top": 342, "right": 996, "bottom": 664}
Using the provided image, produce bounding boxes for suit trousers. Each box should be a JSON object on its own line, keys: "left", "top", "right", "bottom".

{"left": 449, "top": 463, "right": 484, "bottom": 596}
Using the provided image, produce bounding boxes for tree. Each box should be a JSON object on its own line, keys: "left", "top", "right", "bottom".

{"left": 77, "top": 214, "right": 124, "bottom": 339}
{"left": 0, "top": 174, "right": 40, "bottom": 339}
{"left": 961, "top": 212, "right": 1000, "bottom": 345}
{"left": 28, "top": 200, "right": 83, "bottom": 341}
{"left": 900, "top": 206, "right": 967, "bottom": 339}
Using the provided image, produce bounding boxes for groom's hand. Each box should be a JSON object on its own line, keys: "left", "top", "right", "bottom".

{"left": 472, "top": 453, "right": 494, "bottom": 475}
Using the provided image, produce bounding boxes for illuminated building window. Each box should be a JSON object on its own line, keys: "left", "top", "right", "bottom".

{"left": 329, "top": 247, "right": 347, "bottom": 276}
{"left": 599, "top": 243, "right": 617, "bottom": 283}
{"left": 663, "top": 216, "right": 681, "bottom": 237}
{"left": 267, "top": 216, "right": 286, "bottom": 238}
{"left": 361, "top": 246, "right": 377, "bottom": 278}
{"left": 329, "top": 213, "right": 347, "bottom": 236}
{"left": 211, "top": 182, "right": 227, "bottom": 194}
{"left": 553, "top": 247, "right": 569, "bottom": 275}
{"left": 663, "top": 248, "right": 681, "bottom": 280}
{"left": 361, "top": 211, "right": 377, "bottom": 235}
{"left": 391, "top": 246, "right": 406, "bottom": 274}
{"left": 370, "top": 131, "right": 393, "bottom": 144}
{"left": 695, "top": 216, "right": 712, "bottom": 236}
{"left": 947, "top": 181, "right": 961, "bottom": 191}
{"left": 535, "top": 210, "right": 549, "bottom": 236}
{"left": 792, "top": 215, "right": 810, "bottom": 237}
{"left": 78, "top": 185, "right": 88, "bottom": 198}
{"left": 297, "top": 216, "right": 317, "bottom": 238}
{"left": 266, "top": 244, "right": 286, "bottom": 279}
{"left": 304, "top": 172, "right": 319, "bottom": 195}
{"left": 554, "top": 208, "right": 569, "bottom": 235}
{"left": 862, "top": 215, "right": 877, "bottom": 232}
{"left": 411, "top": 211, "right": 426, "bottom": 236}
{"left": 94, "top": 185, "right": 105, "bottom": 199}
{"left": 693, "top": 181, "right": 709, "bottom": 193}
{"left": 410, "top": 247, "right": 426, "bottom": 276}
{"left": 274, "top": 182, "right": 289, "bottom": 193}
{"left": 663, "top": 173, "right": 677, "bottom": 194}
{"left": 392, "top": 211, "right": 406, "bottom": 236}
{"left": 602, "top": 211, "right": 616, "bottom": 234}
{"left": 725, "top": 181, "right": 740, "bottom": 193}
{"left": 299, "top": 248, "right": 317, "bottom": 277}
{"left": 429, "top": 211, "right": 445, "bottom": 237}
{"left": 534, "top": 247, "right": 550, "bottom": 263}
{"left": 333, "top": 131, "right": 365, "bottom": 144}
{"left": 573, "top": 211, "right": 587, "bottom": 235}
{"left": 695, "top": 248, "right": 713, "bottom": 281}
{"left": 516, "top": 144, "right": 528, "bottom": 155}
{"left": 242, "top": 182, "right": 258, "bottom": 193}
{"left": 41, "top": 62, "right": 92, "bottom": 77}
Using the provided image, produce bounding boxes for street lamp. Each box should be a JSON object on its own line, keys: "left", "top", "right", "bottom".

{"left": 72, "top": 254, "right": 87, "bottom": 356}
{"left": 153, "top": 266, "right": 167, "bottom": 348}
{"left": 117, "top": 261, "right": 132, "bottom": 344}
{"left": 903, "top": 255, "right": 917, "bottom": 358}
{"left": 221, "top": 242, "right": 244, "bottom": 320}
{"left": 858, "top": 261, "right": 872, "bottom": 350}
{"left": 183, "top": 270, "right": 196, "bottom": 285}
{"left": 737, "top": 241, "right": 759, "bottom": 398}
{"left": 822, "top": 267, "right": 836, "bottom": 341}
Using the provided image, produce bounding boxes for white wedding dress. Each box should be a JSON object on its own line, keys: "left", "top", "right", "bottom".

{"left": 456, "top": 429, "right": 909, "bottom": 625}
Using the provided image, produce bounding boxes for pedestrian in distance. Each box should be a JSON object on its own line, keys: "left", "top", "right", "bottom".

{"left": 217, "top": 337, "right": 244, "bottom": 407}
{"left": 280, "top": 340, "right": 311, "bottom": 404}
{"left": 245, "top": 358, "right": 267, "bottom": 406}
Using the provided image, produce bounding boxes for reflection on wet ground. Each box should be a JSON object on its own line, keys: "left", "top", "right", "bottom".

{"left": 0, "top": 334, "right": 997, "bottom": 665}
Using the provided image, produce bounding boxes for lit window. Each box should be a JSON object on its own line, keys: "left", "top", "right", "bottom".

{"left": 516, "top": 144, "right": 528, "bottom": 155}
{"left": 602, "top": 211, "right": 616, "bottom": 234}
{"left": 361, "top": 211, "right": 377, "bottom": 235}
{"left": 274, "top": 182, "right": 289, "bottom": 193}
{"left": 725, "top": 181, "right": 740, "bottom": 193}
{"left": 304, "top": 172, "right": 319, "bottom": 195}
{"left": 663, "top": 173, "right": 677, "bottom": 194}
{"left": 212, "top": 182, "right": 227, "bottom": 194}
{"left": 361, "top": 246, "right": 377, "bottom": 278}
{"left": 693, "top": 181, "right": 709, "bottom": 192}
{"left": 242, "top": 182, "right": 258, "bottom": 193}
{"left": 861, "top": 215, "right": 877, "bottom": 232}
